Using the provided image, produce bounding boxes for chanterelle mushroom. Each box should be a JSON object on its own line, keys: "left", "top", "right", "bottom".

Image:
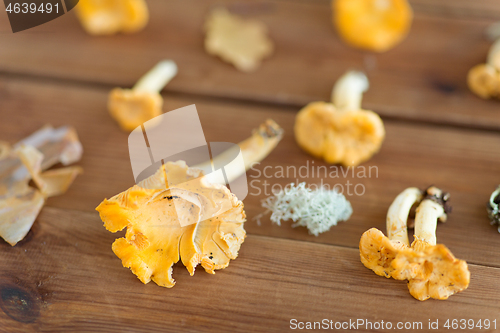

{"left": 333, "top": 0, "right": 413, "bottom": 52}
{"left": 97, "top": 161, "right": 245, "bottom": 287}
{"left": 360, "top": 187, "right": 421, "bottom": 277}
{"left": 75, "top": 0, "right": 149, "bottom": 35}
{"left": 96, "top": 120, "right": 283, "bottom": 287}
{"left": 487, "top": 185, "right": 500, "bottom": 232}
{"left": 467, "top": 31, "right": 500, "bottom": 99}
{"left": 360, "top": 186, "right": 470, "bottom": 301}
{"left": 294, "top": 71, "right": 385, "bottom": 167}
{"left": 108, "top": 60, "right": 178, "bottom": 132}
{"left": 392, "top": 187, "right": 469, "bottom": 301}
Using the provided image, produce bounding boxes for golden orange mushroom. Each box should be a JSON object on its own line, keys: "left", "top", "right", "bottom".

{"left": 360, "top": 187, "right": 421, "bottom": 277}
{"left": 360, "top": 186, "right": 470, "bottom": 301}
{"left": 468, "top": 38, "right": 500, "bottom": 99}
{"left": 333, "top": 0, "right": 413, "bottom": 52}
{"left": 97, "top": 161, "right": 246, "bottom": 287}
{"left": 294, "top": 71, "right": 385, "bottom": 167}
{"left": 96, "top": 120, "right": 284, "bottom": 288}
{"left": 75, "top": 0, "right": 149, "bottom": 35}
{"left": 108, "top": 60, "right": 178, "bottom": 132}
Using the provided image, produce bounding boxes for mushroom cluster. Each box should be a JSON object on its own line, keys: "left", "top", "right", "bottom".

{"left": 359, "top": 186, "right": 470, "bottom": 301}
{"left": 294, "top": 71, "right": 385, "bottom": 167}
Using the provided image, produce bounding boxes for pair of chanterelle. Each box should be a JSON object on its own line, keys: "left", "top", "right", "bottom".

{"left": 359, "top": 186, "right": 470, "bottom": 301}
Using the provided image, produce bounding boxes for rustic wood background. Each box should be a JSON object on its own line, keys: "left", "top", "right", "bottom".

{"left": 0, "top": 0, "right": 499, "bottom": 332}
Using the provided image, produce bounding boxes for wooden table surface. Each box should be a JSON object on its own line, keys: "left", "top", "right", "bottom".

{"left": 1, "top": 1, "right": 499, "bottom": 332}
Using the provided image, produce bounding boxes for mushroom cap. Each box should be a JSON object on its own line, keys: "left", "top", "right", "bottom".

{"left": 333, "top": 0, "right": 413, "bottom": 52}
{"left": 392, "top": 239, "right": 470, "bottom": 301}
{"left": 359, "top": 228, "right": 408, "bottom": 278}
{"left": 467, "top": 64, "right": 499, "bottom": 99}
{"left": 294, "top": 102, "right": 385, "bottom": 166}
{"left": 108, "top": 88, "right": 163, "bottom": 132}
{"left": 96, "top": 161, "right": 246, "bottom": 288}
{"left": 76, "top": 0, "right": 149, "bottom": 35}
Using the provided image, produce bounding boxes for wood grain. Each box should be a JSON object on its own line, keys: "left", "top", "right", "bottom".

{"left": 0, "top": 77, "right": 499, "bottom": 269}
{"left": 0, "top": 207, "right": 498, "bottom": 333}
{"left": 0, "top": 0, "right": 499, "bottom": 129}
{"left": 410, "top": 0, "right": 500, "bottom": 19}
{"left": 1, "top": 1, "right": 500, "bottom": 331}
{"left": 278, "top": 0, "right": 500, "bottom": 19}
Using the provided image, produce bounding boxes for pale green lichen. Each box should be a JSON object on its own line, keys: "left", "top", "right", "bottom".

{"left": 487, "top": 185, "right": 500, "bottom": 233}
{"left": 258, "top": 182, "right": 352, "bottom": 236}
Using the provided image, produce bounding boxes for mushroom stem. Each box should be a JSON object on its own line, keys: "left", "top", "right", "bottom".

{"left": 133, "top": 60, "right": 178, "bottom": 93}
{"left": 414, "top": 187, "right": 449, "bottom": 246}
{"left": 386, "top": 187, "right": 422, "bottom": 247}
{"left": 196, "top": 119, "right": 283, "bottom": 184}
{"left": 487, "top": 39, "right": 500, "bottom": 71}
{"left": 331, "top": 71, "right": 369, "bottom": 111}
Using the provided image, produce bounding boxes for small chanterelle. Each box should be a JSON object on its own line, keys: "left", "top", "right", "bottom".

{"left": 75, "top": 0, "right": 149, "bottom": 35}
{"left": 359, "top": 186, "right": 470, "bottom": 301}
{"left": 96, "top": 120, "right": 283, "bottom": 287}
{"left": 467, "top": 24, "right": 500, "bottom": 100}
{"left": 294, "top": 71, "right": 385, "bottom": 167}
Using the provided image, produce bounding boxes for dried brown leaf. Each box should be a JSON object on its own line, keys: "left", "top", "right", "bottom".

{"left": 0, "top": 126, "right": 83, "bottom": 246}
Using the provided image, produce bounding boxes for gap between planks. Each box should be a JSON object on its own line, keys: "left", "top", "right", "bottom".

{"left": 25, "top": 205, "right": 500, "bottom": 270}
{"left": 1, "top": 71, "right": 500, "bottom": 135}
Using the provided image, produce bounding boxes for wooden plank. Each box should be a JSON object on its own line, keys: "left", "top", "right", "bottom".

{"left": 0, "top": 77, "right": 499, "bottom": 269}
{"left": 410, "top": 0, "right": 500, "bottom": 19}
{"left": 294, "top": 0, "right": 500, "bottom": 19}
{"left": 0, "top": 1, "right": 499, "bottom": 129}
{"left": 0, "top": 207, "right": 499, "bottom": 332}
